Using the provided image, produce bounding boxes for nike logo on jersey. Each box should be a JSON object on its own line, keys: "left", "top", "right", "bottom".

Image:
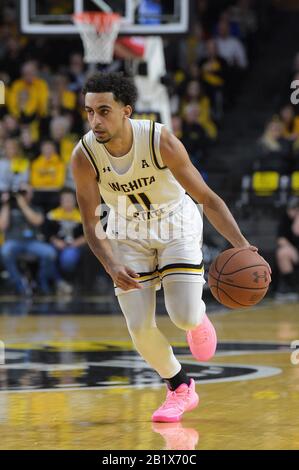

{"left": 103, "top": 166, "right": 111, "bottom": 173}
{"left": 108, "top": 176, "right": 156, "bottom": 193}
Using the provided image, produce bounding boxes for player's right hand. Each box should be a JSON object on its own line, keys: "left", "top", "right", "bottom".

{"left": 109, "top": 264, "right": 143, "bottom": 291}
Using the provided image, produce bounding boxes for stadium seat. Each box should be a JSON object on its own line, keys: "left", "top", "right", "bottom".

{"left": 252, "top": 171, "right": 280, "bottom": 196}
{"left": 237, "top": 172, "right": 289, "bottom": 213}
{"left": 291, "top": 171, "right": 299, "bottom": 195}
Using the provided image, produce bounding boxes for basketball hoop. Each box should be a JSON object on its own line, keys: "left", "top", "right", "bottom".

{"left": 73, "top": 12, "right": 121, "bottom": 64}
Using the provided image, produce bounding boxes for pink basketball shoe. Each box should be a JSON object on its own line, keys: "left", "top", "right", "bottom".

{"left": 152, "top": 379, "right": 199, "bottom": 423}
{"left": 187, "top": 314, "right": 217, "bottom": 361}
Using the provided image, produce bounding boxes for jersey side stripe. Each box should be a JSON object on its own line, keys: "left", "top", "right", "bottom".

{"left": 151, "top": 121, "right": 167, "bottom": 170}
{"left": 148, "top": 120, "right": 155, "bottom": 169}
{"left": 81, "top": 137, "right": 100, "bottom": 182}
{"left": 148, "top": 121, "right": 166, "bottom": 171}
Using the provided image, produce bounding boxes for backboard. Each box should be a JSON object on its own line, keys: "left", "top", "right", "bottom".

{"left": 20, "top": 0, "right": 190, "bottom": 35}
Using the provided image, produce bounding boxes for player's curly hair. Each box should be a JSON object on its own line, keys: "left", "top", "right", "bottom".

{"left": 82, "top": 72, "right": 138, "bottom": 110}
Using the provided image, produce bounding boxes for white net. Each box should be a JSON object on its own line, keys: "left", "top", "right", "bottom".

{"left": 74, "top": 13, "right": 121, "bottom": 64}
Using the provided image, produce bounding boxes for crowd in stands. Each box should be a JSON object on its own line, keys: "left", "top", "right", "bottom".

{"left": 253, "top": 102, "right": 299, "bottom": 176}
{"left": 0, "top": 0, "right": 260, "bottom": 296}
{"left": 276, "top": 196, "right": 299, "bottom": 297}
{"left": 252, "top": 49, "right": 299, "bottom": 298}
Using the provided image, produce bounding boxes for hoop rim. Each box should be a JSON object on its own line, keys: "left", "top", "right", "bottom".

{"left": 73, "top": 11, "right": 121, "bottom": 25}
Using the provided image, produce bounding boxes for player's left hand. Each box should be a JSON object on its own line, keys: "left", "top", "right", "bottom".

{"left": 247, "top": 245, "right": 272, "bottom": 278}
{"left": 235, "top": 243, "right": 272, "bottom": 278}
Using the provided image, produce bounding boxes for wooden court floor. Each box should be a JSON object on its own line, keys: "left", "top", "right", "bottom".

{"left": 0, "top": 301, "right": 298, "bottom": 450}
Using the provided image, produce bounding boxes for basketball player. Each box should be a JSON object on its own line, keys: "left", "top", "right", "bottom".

{"left": 71, "top": 72, "right": 265, "bottom": 423}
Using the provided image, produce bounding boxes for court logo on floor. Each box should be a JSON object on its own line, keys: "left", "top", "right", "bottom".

{"left": 0, "top": 341, "right": 286, "bottom": 392}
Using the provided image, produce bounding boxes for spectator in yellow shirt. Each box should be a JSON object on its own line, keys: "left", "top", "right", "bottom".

{"left": 181, "top": 80, "right": 217, "bottom": 139}
{"left": 51, "top": 74, "right": 76, "bottom": 111}
{"left": 8, "top": 61, "right": 49, "bottom": 121}
{"left": 279, "top": 104, "right": 299, "bottom": 141}
{"left": 30, "top": 141, "right": 65, "bottom": 191}
{"left": 50, "top": 115, "right": 77, "bottom": 164}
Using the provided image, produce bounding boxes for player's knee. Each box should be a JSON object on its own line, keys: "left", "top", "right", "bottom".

{"left": 168, "top": 301, "right": 206, "bottom": 331}
{"left": 172, "top": 315, "right": 201, "bottom": 331}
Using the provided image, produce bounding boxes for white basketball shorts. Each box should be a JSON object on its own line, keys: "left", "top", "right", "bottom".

{"left": 106, "top": 194, "right": 205, "bottom": 296}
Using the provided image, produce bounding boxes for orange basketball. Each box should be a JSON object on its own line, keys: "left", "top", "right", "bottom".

{"left": 208, "top": 248, "right": 271, "bottom": 309}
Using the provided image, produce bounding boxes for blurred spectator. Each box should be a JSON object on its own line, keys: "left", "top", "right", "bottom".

{"left": 216, "top": 10, "right": 241, "bottom": 38}
{"left": 276, "top": 196, "right": 299, "bottom": 297}
{"left": 3, "top": 114, "right": 20, "bottom": 138}
{"left": 0, "top": 138, "right": 29, "bottom": 191}
{"left": 0, "top": 36, "right": 25, "bottom": 81}
{"left": 0, "top": 156, "right": 10, "bottom": 192}
{"left": 68, "top": 53, "right": 86, "bottom": 93}
{"left": 0, "top": 122, "right": 7, "bottom": 154}
{"left": 176, "top": 63, "right": 201, "bottom": 97}
{"left": 200, "top": 39, "right": 227, "bottom": 120}
{"left": 215, "top": 16, "right": 248, "bottom": 103}
{"left": 20, "top": 126, "right": 40, "bottom": 161}
{"left": 279, "top": 104, "right": 299, "bottom": 141}
{"left": 215, "top": 18, "right": 248, "bottom": 68}
{"left": 254, "top": 120, "right": 291, "bottom": 173}
{"left": 178, "top": 23, "right": 207, "bottom": 71}
{"left": 171, "top": 114, "right": 183, "bottom": 140}
{"left": 180, "top": 104, "right": 209, "bottom": 171}
{"left": 30, "top": 141, "right": 65, "bottom": 191}
{"left": 229, "top": 0, "right": 258, "bottom": 41}
{"left": 181, "top": 80, "right": 217, "bottom": 139}
{"left": 7, "top": 61, "right": 49, "bottom": 121}
{"left": 51, "top": 74, "right": 76, "bottom": 112}
{"left": 0, "top": 184, "right": 56, "bottom": 295}
{"left": 0, "top": 71, "right": 10, "bottom": 118}
{"left": 44, "top": 188, "right": 86, "bottom": 294}
{"left": 40, "top": 90, "right": 83, "bottom": 138}
{"left": 50, "top": 115, "right": 76, "bottom": 164}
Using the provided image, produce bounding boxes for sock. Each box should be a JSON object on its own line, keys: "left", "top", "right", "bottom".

{"left": 164, "top": 368, "right": 191, "bottom": 391}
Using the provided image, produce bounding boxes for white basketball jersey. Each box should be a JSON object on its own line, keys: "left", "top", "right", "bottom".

{"left": 79, "top": 119, "right": 186, "bottom": 220}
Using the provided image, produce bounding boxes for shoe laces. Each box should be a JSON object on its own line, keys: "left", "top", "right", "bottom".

{"left": 160, "top": 388, "right": 189, "bottom": 411}
{"left": 193, "top": 325, "right": 209, "bottom": 344}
